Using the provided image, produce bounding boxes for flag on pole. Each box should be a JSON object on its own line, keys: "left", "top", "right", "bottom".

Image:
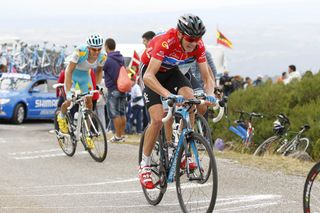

{"left": 217, "top": 30, "right": 233, "bottom": 48}
{"left": 128, "top": 50, "right": 141, "bottom": 78}
{"left": 129, "top": 50, "right": 140, "bottom": 68}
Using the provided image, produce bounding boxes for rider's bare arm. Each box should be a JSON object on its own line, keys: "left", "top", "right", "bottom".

{"left": 143, "top": 57, "right": 171, "bottom": 98}
{"left": 65, "top": 62, "right": 77, "bottom": 93}
{"left": 95, "top": 66, "right": 103, "bottom": 84}
{"left": 198, "top": 61, "right": 216, "bottom": 96}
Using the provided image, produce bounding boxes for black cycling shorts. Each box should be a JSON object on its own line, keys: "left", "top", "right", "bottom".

{"left": 141, "top": 64, "right": 192, "bottom": 109}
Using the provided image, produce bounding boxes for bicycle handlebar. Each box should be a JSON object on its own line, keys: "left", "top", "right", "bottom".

{"left": 162, "top": 97, "right": 225, "bottom": 124}
{"left": 235, "top": 110, "right": 263, "bottom": 119}
{"left": 66, "top": 90, "right": 99, "bottom": 110}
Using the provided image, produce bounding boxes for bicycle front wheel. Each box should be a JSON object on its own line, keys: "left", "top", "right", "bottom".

{"left": 194, "top": 113, "right": 213, "bottom": 148}
{"left": 303, "top": 162, "right": 320, "bottom": 213}
{"left": 138, "top": 128, "right": 165, "bottom": 206}
{"left": 55, "top": 111, "right": 77, "bottom": 157}
{"left": 176, "top": 132, "right": 217, "bottom": 213}
{"left": 81, "top": 110, "right": 107, "bottom": 162}
{"left": 253, "top": 136, "right": 281, "bottom": 156}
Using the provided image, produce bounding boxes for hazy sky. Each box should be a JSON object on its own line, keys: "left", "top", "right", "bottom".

{"left": 1, "top": 0, "right": 319, "bottom": 78}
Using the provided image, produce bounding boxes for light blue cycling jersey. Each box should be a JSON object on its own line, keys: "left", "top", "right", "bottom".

{"left": 68, "top": 45, "right": 107, "bottom": 93}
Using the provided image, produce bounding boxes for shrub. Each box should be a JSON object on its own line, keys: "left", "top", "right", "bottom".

{"left": 211, "top": 72, "right": 320, "bottom": 160}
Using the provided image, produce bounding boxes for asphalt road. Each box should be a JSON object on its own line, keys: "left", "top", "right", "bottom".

{"left": 0, "top": 121, "right": 308, "bottom": 212}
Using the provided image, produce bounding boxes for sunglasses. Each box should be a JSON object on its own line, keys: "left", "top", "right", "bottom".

{"left": 90, "top": 48, "right": 102, "bottom": 52}
{"left": 183, "top": 35, "right": 201, "bottom": 43}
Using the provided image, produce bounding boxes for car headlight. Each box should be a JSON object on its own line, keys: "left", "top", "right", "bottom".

{"left": 0, "top": 98, "right": 10, "bottom": 104}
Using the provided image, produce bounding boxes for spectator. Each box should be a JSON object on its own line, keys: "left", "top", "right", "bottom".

{"left": 95, "top": 79, "right": 108, "bottom": 131}
{"left": 190, "top": 50, "right": 217, "bottom": 88}
{"left": 128, "top": 76, "right": 144, "bottom": 134}
{"left": 140, "top": 31, "right": 156, "bottom": 131}
{"left": 276, "top": 72, "right": 287, "bottom": 84}
{"left": 232, "top": 75, "right": 243, "bottom": 91}
{"left": 219, "top": 70, "right": 233, "bottom": 96}
{"left": 103, "top": 38, "right": 127, "bottom": 143}
{"left": 243, "top": 76, "right": 252, "bottom": 89}
{"left": 253, "top": 75, "right": 263, "bottom": 86}
{"left": 142, "top": 31, "right": 156, "bottom": 48}
{"left": 284, "top": 64, "right": 301, "bottom": 85}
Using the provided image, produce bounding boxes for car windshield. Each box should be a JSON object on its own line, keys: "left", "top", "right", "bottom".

{"left": 0, "top": 77, "right": 31, "bottom": 91}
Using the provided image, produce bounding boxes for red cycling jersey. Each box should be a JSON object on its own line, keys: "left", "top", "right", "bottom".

{"left": 141, "top": 28, "right": 206, "bottom": 72}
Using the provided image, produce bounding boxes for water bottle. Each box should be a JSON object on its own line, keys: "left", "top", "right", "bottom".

{"left": 73, "top": 112, "right": 78, "bottom": 126}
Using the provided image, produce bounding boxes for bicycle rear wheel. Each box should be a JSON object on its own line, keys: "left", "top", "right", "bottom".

{"left": 176, "top": 132, "right": 217, "bottom": 213}
{"left": 138, "top": 128, "right": 165, "bottom": 206}
{"left": 285, "top": 138, "right": 309, "bottom": 156}
{"left": 194, "top": 113, "right": 213, "bottom": 148}
{"left": 55, "top": 111, "right": 77, "bottom": 157}
{"left": 81, "top": 110, "right": 107, "bottom": 162}
{"left": 253, "top": 136, "right": 281, "bottom": 156}
{"left": 303, "top": 161, "right": 320, "bottom": 213}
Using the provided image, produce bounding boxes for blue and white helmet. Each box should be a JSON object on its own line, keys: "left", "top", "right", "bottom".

{"left": 86, "top": 34, "right": 103, "bottom": 48}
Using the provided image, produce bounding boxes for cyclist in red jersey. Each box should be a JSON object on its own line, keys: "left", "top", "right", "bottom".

{"left": 139, "top": 14, "right": 218, "bottom": 189}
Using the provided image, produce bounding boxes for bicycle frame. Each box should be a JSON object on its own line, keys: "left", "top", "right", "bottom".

{"left": 276, "top": 127, "right": 310, "bottom": 154}
{"left": 164, "top": 99, "right": 224, "bottom": 183}
{"left": 66, "top": 94, "right": 99, "bottom": 145}
{"left": 227, "top": 111, "right": 262, "bottom": 145}
{"left": 167, "top": 107, "right": 192, "bottom": 183}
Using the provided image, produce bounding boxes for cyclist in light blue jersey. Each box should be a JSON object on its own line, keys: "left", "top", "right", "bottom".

{"left": 57, "top": 34, "right": 107, "bottom": 133}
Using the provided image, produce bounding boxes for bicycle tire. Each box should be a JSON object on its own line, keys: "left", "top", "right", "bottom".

{"left": 303, "top": 161, "right": 320, "bottom": 213}
{"left": 138, "top": 128, "right": 165, "bottom": 206}
{"left": 253, "top": 135, "right": 281, "bottom": 156}
{"left": 194, "top": 113, "right": 213, "bottom": 148}
{"left": 176, "top": 132, "right": 217, "bottom": 213}
{"left": 284, "top": 138, "right": 310, "bottom": 156}
{"left": 56, "top": 112, "right": 77, "bottom": 157}
{"left": 53, "top": 56, "right": 64, "bottom": 77}
{"left": 81, "top": 110, "right": 107, "bottom": 162}
{"left": 43, "top": 65, "right": 53, "bottom": 76}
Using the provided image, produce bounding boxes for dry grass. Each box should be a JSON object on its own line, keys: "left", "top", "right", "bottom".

{"left": 214, "top": 150, "right": 315, "bottom": 176}
{"left": 110, "top": 133, "right": 315, "bottom": 176}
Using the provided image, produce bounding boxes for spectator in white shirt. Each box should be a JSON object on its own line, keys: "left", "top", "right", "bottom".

{"left": 129, "top": 76, "right": 144, "bottom": 134}
{"left": 284, "top": 65, "right": 301, "bottom": 85}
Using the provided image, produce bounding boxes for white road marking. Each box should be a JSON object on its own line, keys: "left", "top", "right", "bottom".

{"left": 9, "top": 149, "right": 61, "bottom": 156}
{"left": 0, "top": 194, "right": 289, "bottom": 212}
{"left": 8, "top": 148, "right": 92, "bottom": 160}
{"left": 0, "top": 138, "right": 7, "bottom": 143}
{"left": 17, "top": 178, "right": 139, "bottom": 189}
{"left": 10, "top": 151, "right": 87, "bottom": 160}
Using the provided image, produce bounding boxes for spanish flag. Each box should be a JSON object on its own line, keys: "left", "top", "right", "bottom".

{"left": 217, "top": 30, "right": 233, "bottom": 48}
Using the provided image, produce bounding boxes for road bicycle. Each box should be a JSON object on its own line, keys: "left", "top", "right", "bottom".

{"left": 29, "top": 42, "right": 53, "bottom": 76}
{"left": 226, "top": 109, "right": 263, "bottom": 148}
{"left": 254, "top": 113, "right": 310, "bottom": 156}
{"left": 53, "top": 83, "right": 107, "bottom": 162}
{"left": 13, "top": 42, "right": 31, "bottom": 73}
{"left": 138, "top": 96, "right": 224, "bottom": 212}
{"left": 190, "top": 93, "right": 225, "bottom": 148}
{"left": 53, "top": 45, "right": 67, "bottom": 77}
{"left": 303, "top": 161, "right": 320, "bottom": 213}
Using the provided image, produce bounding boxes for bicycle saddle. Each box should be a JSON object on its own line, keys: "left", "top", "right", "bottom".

{"left": 301, "top": 124, "right": 311, "bottom": 130}
{"left": 234, "top": 120, "right": 246, "bottom": 125}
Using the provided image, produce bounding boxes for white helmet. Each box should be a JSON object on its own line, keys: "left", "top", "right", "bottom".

{"left": 86, "top": 34, "right": 103, "bottom": 48}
